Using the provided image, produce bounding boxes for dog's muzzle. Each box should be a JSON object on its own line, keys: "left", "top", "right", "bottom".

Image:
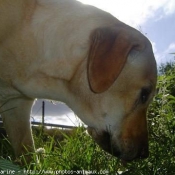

{"left": 87, "top": 127, "right": 149, "bottom": 161}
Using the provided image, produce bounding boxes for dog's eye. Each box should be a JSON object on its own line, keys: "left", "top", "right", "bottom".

{"left": 140, "top": 88, "right": 151, "bottom": 104}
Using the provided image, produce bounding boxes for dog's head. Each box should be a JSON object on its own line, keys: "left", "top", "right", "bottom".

{"left": 70, "top": 23, "right": 157, "bottom": 161}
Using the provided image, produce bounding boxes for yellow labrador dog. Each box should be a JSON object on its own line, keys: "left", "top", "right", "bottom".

{"left": 0, "top": 0, "right": 157, "bottom": 162}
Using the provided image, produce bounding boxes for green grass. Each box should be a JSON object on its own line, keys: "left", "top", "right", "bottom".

{"left": 0, "top": 62, "right": 175, "bottom": 174}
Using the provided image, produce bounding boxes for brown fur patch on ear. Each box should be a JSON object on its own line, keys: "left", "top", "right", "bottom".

{"left": 88, "top": 27, "right": 136, "bottom": 93}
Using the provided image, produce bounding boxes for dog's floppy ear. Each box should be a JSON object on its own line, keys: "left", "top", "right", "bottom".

{"left": 88, "top": 27, "right": 139, "bottom": 93}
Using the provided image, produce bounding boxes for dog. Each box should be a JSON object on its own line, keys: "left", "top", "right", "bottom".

{"left": 0, "top": 0, "right": 157, "bottom": 162}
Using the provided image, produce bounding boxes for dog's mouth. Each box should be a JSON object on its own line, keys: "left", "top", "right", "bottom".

{"left": 87, "top": 127, "right": 149, "bottom": 162}
{"left": 87, "top": 128, "right": 122, "bottom": 157}
{"left": 87, "top": 129, "right": 121, "bottom": 157}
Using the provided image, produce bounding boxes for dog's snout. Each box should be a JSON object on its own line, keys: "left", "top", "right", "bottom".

{"left": 118, "top": 138, "right": 149, "bottom": 161}
{"left": 88, "top": 127, "right": 149, "bottom": 161}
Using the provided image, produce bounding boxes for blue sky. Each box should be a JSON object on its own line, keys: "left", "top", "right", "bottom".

{"left": 78, "top": 0, "right": 175, "bottom": 65}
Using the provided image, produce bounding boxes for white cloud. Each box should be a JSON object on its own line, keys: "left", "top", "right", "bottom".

{"left": 150, "top": 41, "right": 163, "bottom": 65}
{"left": 155, "top": 42, "right": 175, "bottom": 65}
{"left": 33, "top": 113, "right": 84, "bottom": 126}
{"left": 164, "top": 0, "right": 175, "bottom": 15}
{"left": 78, "top": 0, "right": 175, "bottom": 26}
{"left": 166, "top": 43, "right": 175, "bottom": 53}
{"left": 150, "top": 41, "right": 158, "bottom": 57}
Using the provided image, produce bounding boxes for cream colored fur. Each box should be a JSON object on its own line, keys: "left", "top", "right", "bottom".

{"left": 0, "top": 0, "right": 157, "bottom": 161}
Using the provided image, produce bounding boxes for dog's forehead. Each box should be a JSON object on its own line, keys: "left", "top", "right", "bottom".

{"left": 110, "top": 49, "right": 157, "bottom": 94}
{"left": 126, "top": 48, "right": 157, "bottom": 80}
